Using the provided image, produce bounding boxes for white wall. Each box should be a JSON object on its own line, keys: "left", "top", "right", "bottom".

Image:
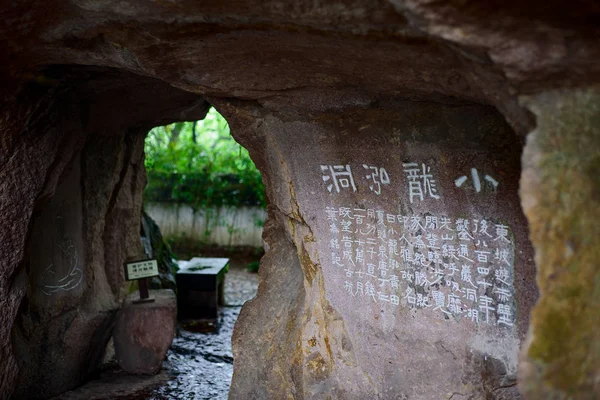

{"left": 146, "top": 202, "right": 265, "bottom": 247}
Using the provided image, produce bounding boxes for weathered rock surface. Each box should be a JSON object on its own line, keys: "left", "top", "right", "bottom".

{"left": 3, "top": 69, "right": 208, "bottom": 399}
{"left": 141, "top": 211, "right": 178, "bottom": 291}
{"left": 518, "top": 89, "right": 600, "bottom": 399}
{"left": 113, "top": 290, "right": 177, "bottom": 375}
{"left": 224, "top": 98, "right": 536, "bottom": 399}
{"left": 0, "top": 1, "right": 597, "bottom": 399}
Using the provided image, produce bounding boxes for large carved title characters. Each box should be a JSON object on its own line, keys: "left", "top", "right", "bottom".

{"left": 320, "top": 162, "right": 515, "bottom": 328}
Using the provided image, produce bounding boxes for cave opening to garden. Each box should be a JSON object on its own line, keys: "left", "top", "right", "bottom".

{"left": 139, "top": 106, "right": 266, "bottom": 398}
{"left": 143, "top": 107, "right": 266, "bottom": 257}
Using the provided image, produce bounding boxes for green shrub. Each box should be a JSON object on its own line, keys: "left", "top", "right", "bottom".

{"left": 246, "top": 261, "right": 260, "bottom": 273}
{"left": 144, "top": 107, "right": 265, "bottom": 209}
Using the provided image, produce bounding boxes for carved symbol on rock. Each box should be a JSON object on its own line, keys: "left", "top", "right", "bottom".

{"left": 321, "top": 164, "right": 357, "bottom": 193}
{"left": 402, "top": 162, "right": 441, "bottom": 203}
{"left": 454, "top": 168, "right": 499, "bottom": 193}
{"left": 362, "top": 165, "right": 390, "bottom": 195}
{"left": 41, "top": 205, "right": 83, "bottom": 296}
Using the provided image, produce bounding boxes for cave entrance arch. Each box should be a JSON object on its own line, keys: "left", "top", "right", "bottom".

{"left": 10, "top": 63, "right": 537, "bottom": 400}
{"left": 1, "top": 18, "right": 595, "bottom": 395}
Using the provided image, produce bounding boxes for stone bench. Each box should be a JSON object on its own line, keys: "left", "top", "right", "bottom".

{"left": 175, "top": 257, "right": 229, "bottom": 319}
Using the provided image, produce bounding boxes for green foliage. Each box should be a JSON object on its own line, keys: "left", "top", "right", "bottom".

{"left": 144, "top": 107, "right": 265, "bottom": 208}
{"left": 246, "top": 261, "right": 260, "bottom": 273}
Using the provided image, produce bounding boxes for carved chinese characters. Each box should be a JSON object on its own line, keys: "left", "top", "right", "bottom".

{"left": 402, "top": 163, "right": 441, "bottom": 203}
{"left": 232, "top": 102, "right": 535, "bottom": 399}
{"left": 326, "top": 207, "right": 515, "bottom": 327}
{"left": 317, "top": 157, "right": 520, "bottom": 333}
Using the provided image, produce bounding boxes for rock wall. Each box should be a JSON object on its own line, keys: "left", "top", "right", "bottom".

{"left": 12, "top": 125, "right": 149, "bottom": 397}
{"left": 0, "top": 1, "right": 598, "bottom": 399}
{"left": 222, "top": 98, "right": 537, "bottom": 399}
{"left": 0, "top": 82, "right": 87, "bottom": 400}
{"left": 519, "top": 89, "right": 600, "bottom": 399}
{"left": 140, "top": 211, "right": 178, "bottom": 291}
{"left": 1, "top": 69, "right": 208, "bottom": 399}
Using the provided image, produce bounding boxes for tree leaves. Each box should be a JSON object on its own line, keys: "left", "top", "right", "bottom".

{"left": 144, "top": 107, "right": 265, "bottom": 208}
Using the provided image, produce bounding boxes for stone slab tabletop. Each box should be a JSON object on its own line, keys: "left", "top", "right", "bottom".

{"left": 177, "top": 257, "right": 230, "bottom": 275}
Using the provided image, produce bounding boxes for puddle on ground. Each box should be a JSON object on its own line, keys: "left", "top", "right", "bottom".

{"left": 147, "top": 306, "right": 240, "bottom": 400}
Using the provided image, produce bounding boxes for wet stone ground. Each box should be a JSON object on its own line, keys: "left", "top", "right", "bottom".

{"left": 148, "top": 306, "right": 239, "bottom": 400}
{"left": 58, "top": 262, "right": 259, "bottom": 400}
{"left": 148, "top": 266, "right": 258, "bottom": 400}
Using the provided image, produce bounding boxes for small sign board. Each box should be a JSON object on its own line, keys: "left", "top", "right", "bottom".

{"left": 124, "top": 259, "right": 159, "bottom": 281}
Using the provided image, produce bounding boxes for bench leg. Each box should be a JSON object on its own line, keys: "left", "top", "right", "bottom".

{"left": 218, "top": 278, "right": 225, "bottom": 306}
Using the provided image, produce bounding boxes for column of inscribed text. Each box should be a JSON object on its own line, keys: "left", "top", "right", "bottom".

{"left": 326, "top": 207, "right": 515, "bottom": 327}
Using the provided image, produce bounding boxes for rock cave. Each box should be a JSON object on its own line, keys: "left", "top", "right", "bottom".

{"left": 0, "top": 1, "right": 598, "bottom": 399}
